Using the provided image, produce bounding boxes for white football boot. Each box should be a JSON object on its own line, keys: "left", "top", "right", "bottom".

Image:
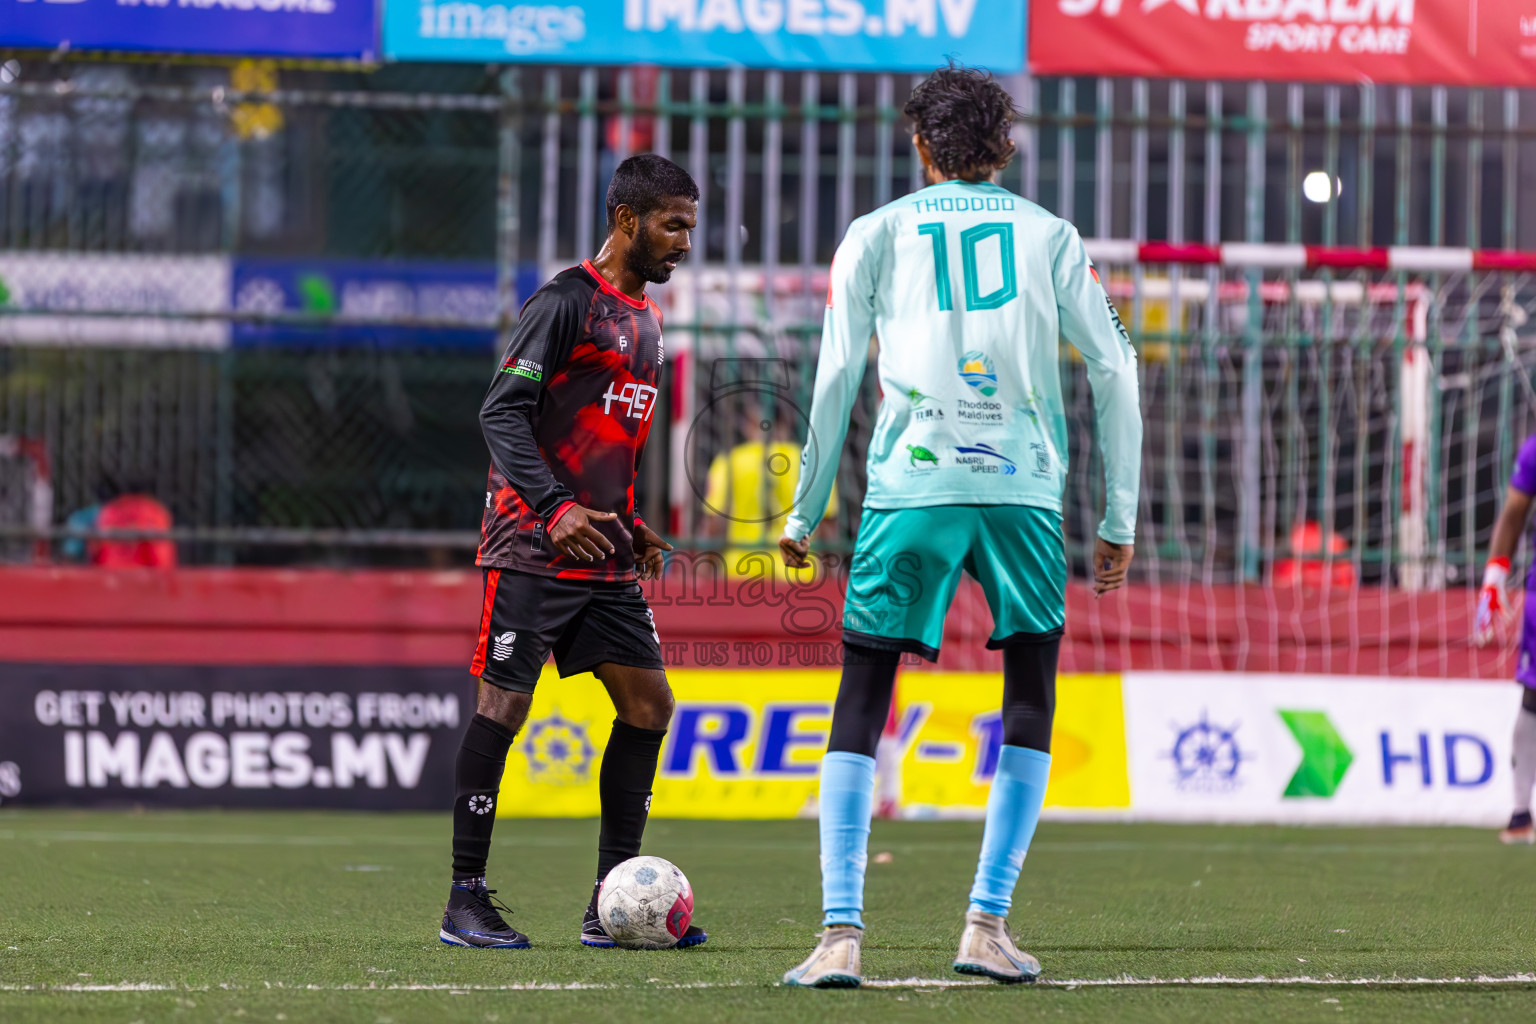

{"left": 782, "top": 925, "right": 863, "bottom": 988}
{"left": 952, "top": 909, "right": 1041, "bottom": 983}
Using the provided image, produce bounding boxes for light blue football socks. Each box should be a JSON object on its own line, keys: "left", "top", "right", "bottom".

{"left": 969, "top": 744, "right": 1052, "bottom": 918}
{"left": 819, "top": 751, "right": 876, "bottom": 928}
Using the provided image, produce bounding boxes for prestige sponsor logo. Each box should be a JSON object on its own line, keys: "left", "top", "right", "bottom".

{"left": 502, "top": 357, "right": 543, "bottom": 381}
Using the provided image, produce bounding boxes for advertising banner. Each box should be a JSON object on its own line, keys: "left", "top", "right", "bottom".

{"left": 494, "top": 669, "right": 1130, "bottom": 819}
{"left": 232, "top": 258, "right": 535, "bottom": 349}
{"left": 0, "top": 0, "right": 378, "bottom": 60}
{"left": 1122, "top": 672, "right": 1521, "bottom": 825}
{"left": 0, "top": 253, "right": 230, "bottom": 349}
{"left": 384, "top": 0, "right": 1026, "bottom": 71}
{"left": 1030, "top": 1, "right": 1536, "bottom": 88}
{"left": 0, "top": 666, "right": 472, "bottom": 809}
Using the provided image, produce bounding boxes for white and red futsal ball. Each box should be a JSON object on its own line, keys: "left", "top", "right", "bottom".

{"left": 597, "top": 855, "right": 693, "bottom": 949}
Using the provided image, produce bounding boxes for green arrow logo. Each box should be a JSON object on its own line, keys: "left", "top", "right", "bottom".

{"left": 1278, "top": 710, "right": 1353, "bottom": 798}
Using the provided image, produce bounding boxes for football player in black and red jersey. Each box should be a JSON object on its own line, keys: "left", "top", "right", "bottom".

{"left": 440, "top": 154, "right": 705, "bottom": 950}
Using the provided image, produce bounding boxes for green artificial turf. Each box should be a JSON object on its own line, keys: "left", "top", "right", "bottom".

{"left": 2, "top": 811, "right": 1535, "bottom": 1022}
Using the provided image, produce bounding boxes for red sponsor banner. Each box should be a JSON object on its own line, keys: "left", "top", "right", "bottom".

{"left": 1030, "top": 0, "right": 1536, "bottom": 87}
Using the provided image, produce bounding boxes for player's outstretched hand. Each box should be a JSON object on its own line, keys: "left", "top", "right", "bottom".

{"left": 551, "top": 506, "right": 618, "bottom": 562}
{"left": 779, "top": 533, "right": 811, "bottom": 570}
{"left": 1093, "top": 537, "right": 1134, "bottom": 598}
{"left": 633, "top": 521, "right": 673, "bottom": 581}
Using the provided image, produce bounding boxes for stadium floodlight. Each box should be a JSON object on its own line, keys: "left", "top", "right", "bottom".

{"left": 1303, "top": 171, "right": 1340, "bottom": 204}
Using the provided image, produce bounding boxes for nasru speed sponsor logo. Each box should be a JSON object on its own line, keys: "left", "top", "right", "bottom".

{"left": 952, "top": 442, "right": 1016, "bottom": 475}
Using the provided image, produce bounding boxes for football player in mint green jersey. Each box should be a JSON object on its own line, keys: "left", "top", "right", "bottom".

{"left": 780, "top": 64, "right": 1142, "bottom": 988}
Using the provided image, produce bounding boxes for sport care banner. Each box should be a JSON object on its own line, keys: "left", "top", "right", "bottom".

{"left": 1123, "top": 672, "right": 1522, "bottom": 825}
{"left": 0, "top": 666, "right": 472, "bottom": 809}
{"left": 0, "top": 0, "right": 378, "bottom": 60}
{"left": 1030, "top": 1, "right": 1536, "bottom": 87}
{"left": 495, "top": 669, "right": 1129, "bottom": 819}
{"left": 384, "top": 0, "right": 1026, "bottom": 71}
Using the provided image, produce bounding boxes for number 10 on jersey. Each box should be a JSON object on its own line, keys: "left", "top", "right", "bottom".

{"left": 917, "top": 221, "right": 1019, "bottom": 312}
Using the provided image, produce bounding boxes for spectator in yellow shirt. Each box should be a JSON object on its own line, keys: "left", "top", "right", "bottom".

{"left": 703, "top": 416, "right": 838, "bottom": 580}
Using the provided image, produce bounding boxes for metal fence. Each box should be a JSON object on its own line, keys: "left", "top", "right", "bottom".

{"left": 3, "top": 57, "right": 1536, "bottom": 592}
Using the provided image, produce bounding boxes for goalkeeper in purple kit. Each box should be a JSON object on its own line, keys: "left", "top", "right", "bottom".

{"left": 1475, "top": 434, "right": 1536, "bottom": 844}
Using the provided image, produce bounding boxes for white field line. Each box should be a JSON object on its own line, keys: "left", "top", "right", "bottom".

{"left": 0, "top": 829, "right": 1511, "bottom": 857}
{"left": 5, "top": 975, "right": 1536, "bottom": 993}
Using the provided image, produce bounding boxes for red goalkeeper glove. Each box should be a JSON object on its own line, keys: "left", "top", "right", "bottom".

{"left": 1474, "top": 556, "right": 1512, "bottom": 648}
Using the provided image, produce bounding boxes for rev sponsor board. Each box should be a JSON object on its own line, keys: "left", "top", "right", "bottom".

{"left": 1031, "top": 0, "right": 1536, "bottom": 88}
{"left": 1122, "top": 672, "right": 1520, "bottom": 825}
{"left": 385, "top": 0, "right": 1025, "bottom": 71}
{"left": 496, "top": 668, "right": 1130, "bottom": 818}
{"left": 0, "top": 0, "right": 377, "bottom": 59}
{"left": 0, "top": 666, "right": 470, "bottom": 809}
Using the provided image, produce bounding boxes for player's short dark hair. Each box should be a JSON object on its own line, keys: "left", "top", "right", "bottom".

{"left": 903, "top": 62, "right": 1020, "bottom": 180}
{"left": 605, "top": 153, "right": 700, "bottom": 232}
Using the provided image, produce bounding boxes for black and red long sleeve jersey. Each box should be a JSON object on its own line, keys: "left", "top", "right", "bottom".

{"left": 476, "top": 260, "right": 663, "bottom": 582}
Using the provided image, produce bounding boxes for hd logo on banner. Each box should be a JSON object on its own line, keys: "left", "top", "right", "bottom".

{"left": 1122, "top": 672, "right": 1522, "bottom": 826}
{"left": 385, "top": 0, "right": 1026, "bottom": 70}
{"left": 496, "top": 669, "right": 1129, "bottom": 818}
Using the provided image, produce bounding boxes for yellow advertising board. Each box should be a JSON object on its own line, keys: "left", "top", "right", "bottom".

{"left": 496, "top": 669, "right": 1129, "bottom": 818}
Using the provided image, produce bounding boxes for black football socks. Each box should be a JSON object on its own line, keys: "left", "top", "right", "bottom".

{"left": 595, "top": 719, "right": 667, "bottom": 883}
{"left": 451, "top": 713, "right": 517, "bottom": 882}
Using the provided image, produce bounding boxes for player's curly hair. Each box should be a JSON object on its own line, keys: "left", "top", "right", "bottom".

{"left": 903, "top": 62, "right": 1020, "bottom": 181}
{"left": 606, "top": 153, "right": 699, "bottom": 232}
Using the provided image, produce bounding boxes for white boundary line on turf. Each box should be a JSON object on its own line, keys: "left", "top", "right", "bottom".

{"left": 6, "top": 975, "right": 1536, "bottom": 993}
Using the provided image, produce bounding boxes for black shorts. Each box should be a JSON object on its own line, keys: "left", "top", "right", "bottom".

{"left": 469, "top": 569, "right": 664, "bottom": 692}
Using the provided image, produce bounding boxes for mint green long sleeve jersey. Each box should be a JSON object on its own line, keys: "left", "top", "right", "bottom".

{"left": 783, "top": 179, "right": 1142, "bottom": 546}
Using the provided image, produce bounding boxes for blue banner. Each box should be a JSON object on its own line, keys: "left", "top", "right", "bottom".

{"left": 231, "top": 258, "right": 538, "bottom": 349}
{"left": 383, "top": 0, "right": 1024, "bottom": 71}
{"left": 1, "top": 0, "right": 378, "bottom": 60}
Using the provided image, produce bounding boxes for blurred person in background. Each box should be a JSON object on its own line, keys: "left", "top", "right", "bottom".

{"left": 82, "top": 475, "right": 176, "bottom": 569}
{"left": 1474, "top": 435, "right": 1536, "bottom": 844}
{"left": 701, "top": 398, "right": 837, "bottom": 580}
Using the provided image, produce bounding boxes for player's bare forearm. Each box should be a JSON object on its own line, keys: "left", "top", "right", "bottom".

{"left": 1093, "top": 537, "right": 1134, "bottom": 597}
{"left": 1490, "top": 486, "right": 1533, "bottom": 562}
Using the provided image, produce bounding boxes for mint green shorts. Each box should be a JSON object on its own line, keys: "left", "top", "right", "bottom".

{"left": 842, "top": 505, "right": 1066, "bottom": 661}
